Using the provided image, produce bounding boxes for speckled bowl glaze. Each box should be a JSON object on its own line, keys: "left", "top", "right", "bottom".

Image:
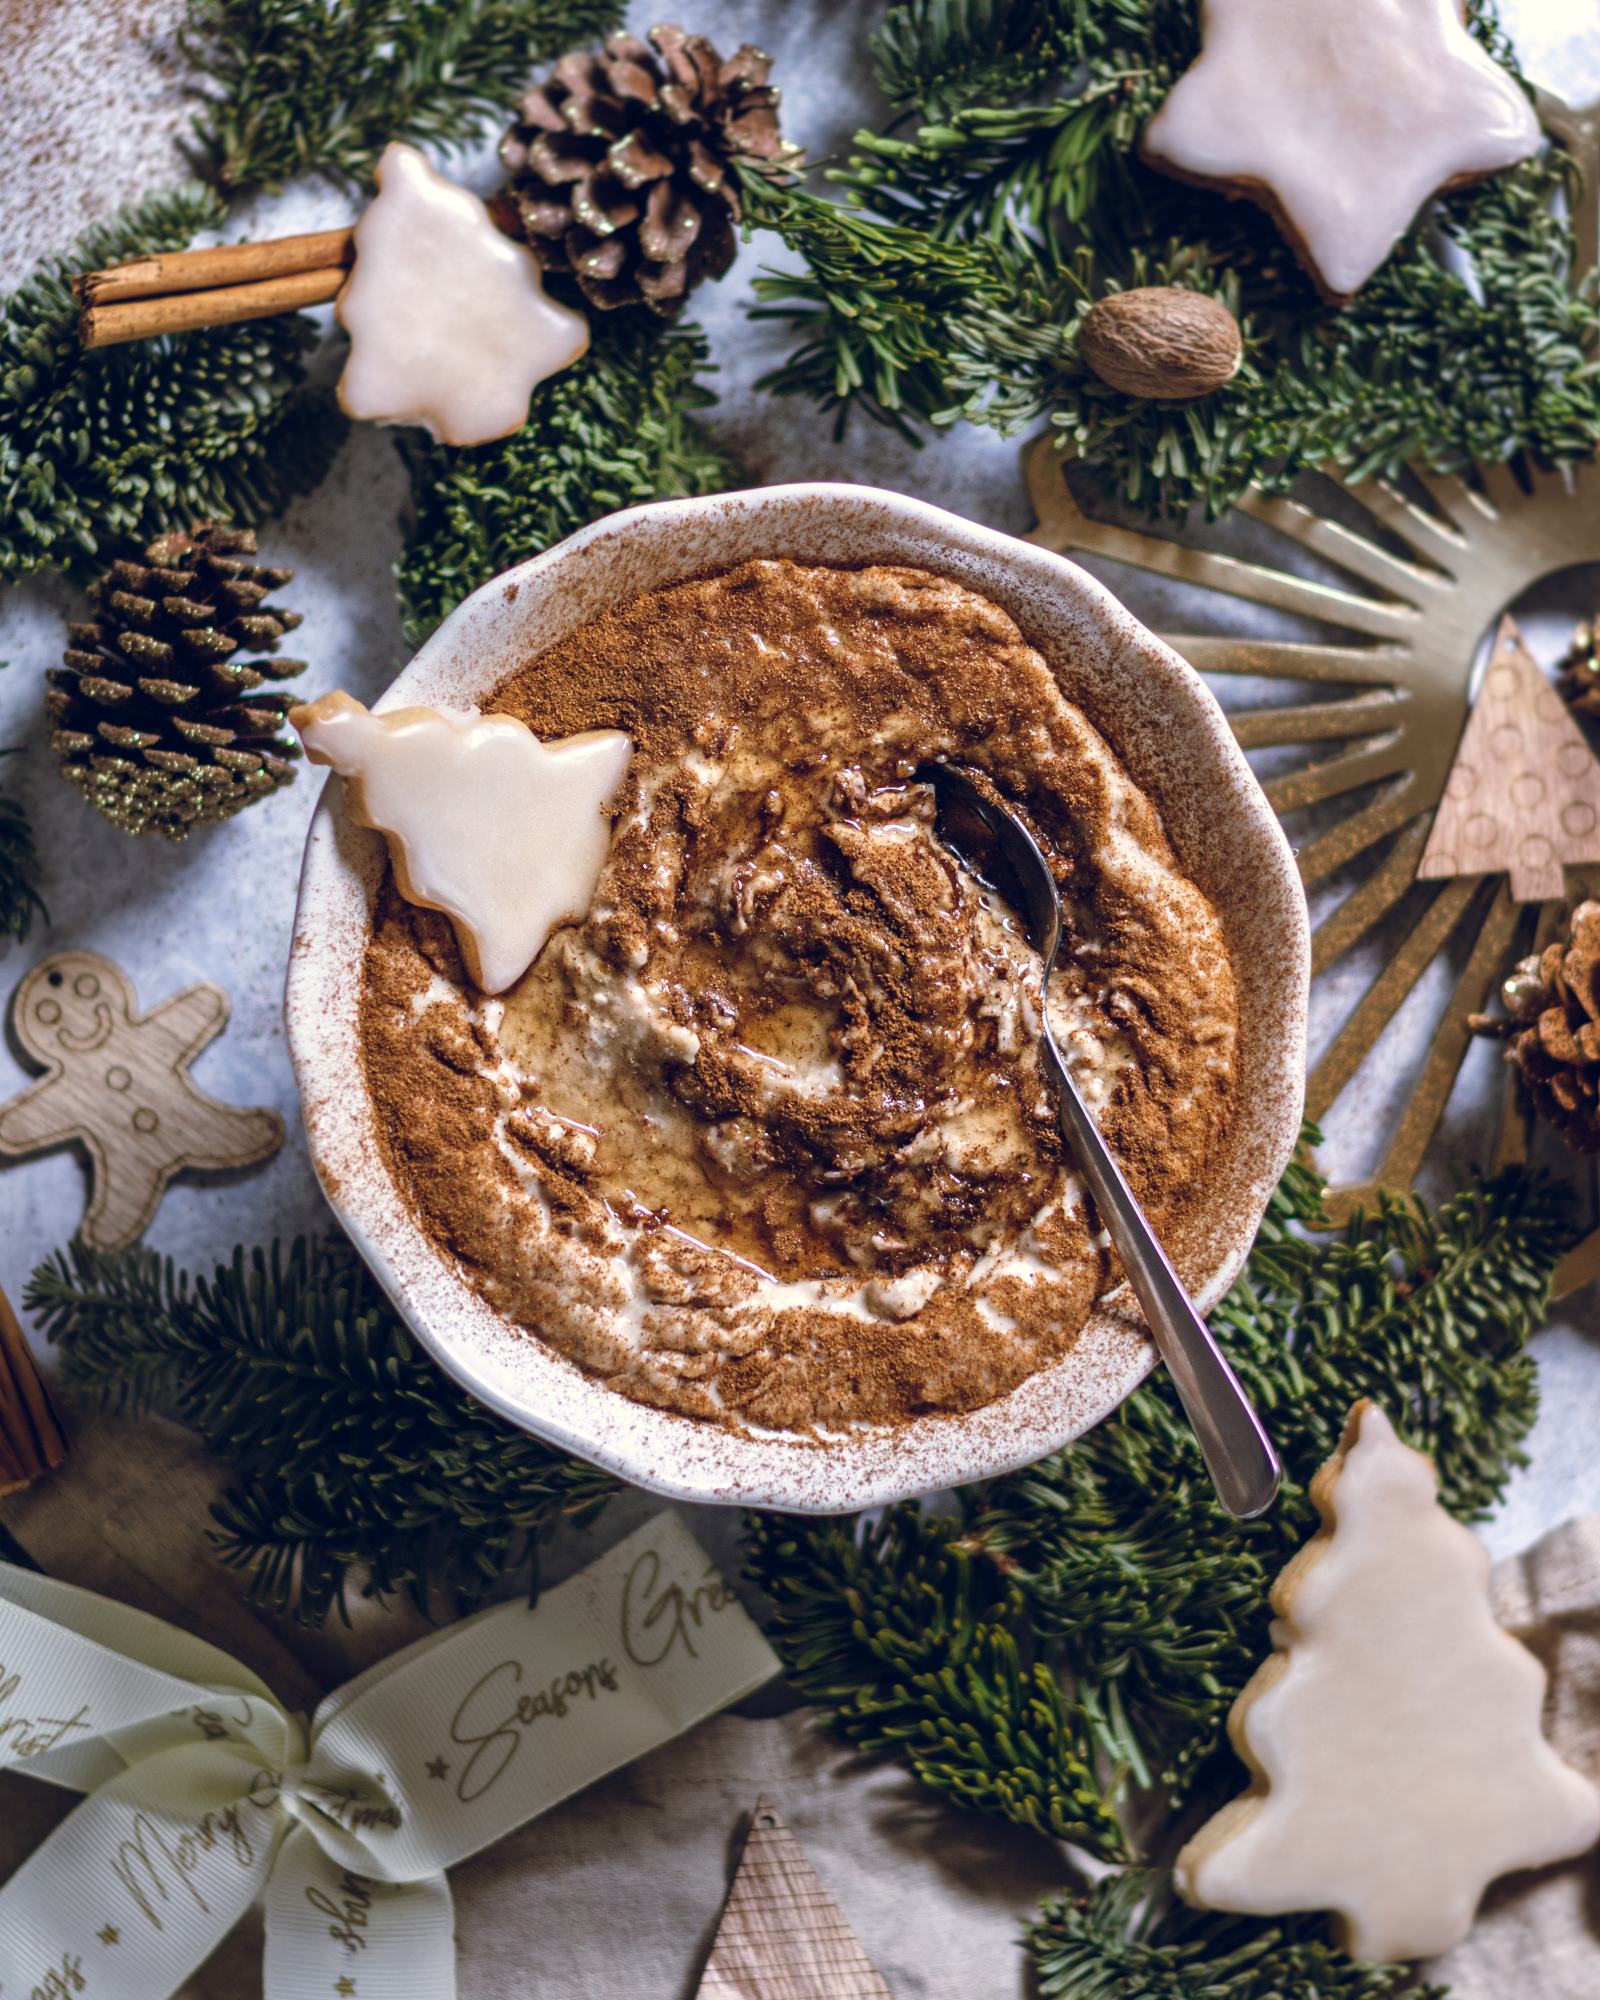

{"left": 288, "top": 484, "right": 1309, "bottom": 1511}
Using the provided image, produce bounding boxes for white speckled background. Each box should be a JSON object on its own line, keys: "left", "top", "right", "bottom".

{"left": 0, "top": 4, "right": 1598, "bottom": 1995}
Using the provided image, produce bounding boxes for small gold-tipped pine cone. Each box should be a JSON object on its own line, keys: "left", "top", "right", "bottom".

{"left": 1557, "top": 619, "right": 1600, "bottom": 722}
{"left": 48, "top": 524, "right": 305, "bottom": 841}
{"left": 1470, "top": 900, "right": 1600, "bottom": 1152}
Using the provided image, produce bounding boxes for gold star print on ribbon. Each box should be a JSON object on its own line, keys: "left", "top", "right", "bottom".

{"left": 1025, "top": 95, "right": 1600, "bottom": 1290}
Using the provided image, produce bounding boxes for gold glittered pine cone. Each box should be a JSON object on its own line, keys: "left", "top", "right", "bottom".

{"left": 48, "top": 524, "right": 306, "bottom": 840}
{"left": 1557, "top": 618, "right": 1600, "bottom": 721}
{"left": 499, "top": 22, "right": 798, "bottom": 317}
{"left": 1470, "top": 900, "right": 1600, "bottom": 1152}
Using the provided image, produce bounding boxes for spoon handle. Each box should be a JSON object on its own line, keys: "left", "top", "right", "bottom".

{"left": 1040, "top": 1032, "right": 1281, "bottom": 1520}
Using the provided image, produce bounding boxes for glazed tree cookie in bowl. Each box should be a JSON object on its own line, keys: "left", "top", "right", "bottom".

{"left": 287, "top": 486, "right": 1308, "bottom": 1509}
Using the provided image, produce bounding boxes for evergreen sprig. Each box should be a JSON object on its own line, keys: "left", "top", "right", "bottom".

{"left": 0, "top": 763, "right": 44, "bottom": 945}
{"left": 26, "top": 1235, "right": 617, "bottom": 1625}
{"left": 748, "top": 0, "right": 1600, "bottom": 512}
{"left": 741, "top": 1505, "right": 1126, "bottom": 1856}
{"left": 0, "top": 667, "right": 45, "bottom": 944}
{"left": 397, "top": 312, "right": 738, "bottom": 643}
{"left": 871, "top": 0, "right": 1082, "bottom": 119}
{"left": 745, "top": 1154, "right": 1570, "bottom": 1852}
{"left": 1028, "top": 1872, "right": 1446, "bottom": 2000}
{"left": 186, "top": 0, "right": 624, "bottom": 193}
{"left": 0, "top": 186, "right": 345, "bottom": 588}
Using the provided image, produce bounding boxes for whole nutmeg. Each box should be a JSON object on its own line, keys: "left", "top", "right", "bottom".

{"left": 1079, "top": 286, "right": 1243, "bottom": 401}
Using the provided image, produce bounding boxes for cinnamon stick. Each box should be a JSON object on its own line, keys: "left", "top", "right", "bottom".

{"left": 0, "top": 1281, "right": 67, "bottom": 1496}
{"left": 80, "top": 266, "right": 349, "bottom": 350}
{"left": 75, "top": 227, "right": 356, "bottom": 306}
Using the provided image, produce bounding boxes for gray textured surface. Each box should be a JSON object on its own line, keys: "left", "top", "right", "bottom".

{"left": 1, "top": 3, "right": 1597, "bottom": 1569}
{"left": 2, "top": 6, "right": 1600, "bottom": 1999}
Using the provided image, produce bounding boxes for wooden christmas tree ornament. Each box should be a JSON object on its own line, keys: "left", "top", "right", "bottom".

{"left": 695, "top": 1795, "right": 890, "bottom": 2000}
{"left": 1418, "top": 616, "right": 1600, "bottom": 903}
{"left": 0, "top": 951, "right": 284, "bottom": 1249}
{"left": 0, "top": 1282, "right": 67, "bottom": 1496}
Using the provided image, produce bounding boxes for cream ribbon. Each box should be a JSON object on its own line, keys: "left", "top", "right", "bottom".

{"left": 0, "top": 1510, "right": 778, "bottom": 2000}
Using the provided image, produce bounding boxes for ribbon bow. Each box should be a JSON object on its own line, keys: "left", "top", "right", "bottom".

{"left": 0, "top": 1512, "right": 777, "bottom": 2000}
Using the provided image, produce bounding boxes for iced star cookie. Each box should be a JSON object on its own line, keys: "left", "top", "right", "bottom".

{"left": 1140, "top": 0, "right": 1541, "bottom": 302}
{"left": 1175, "top": 1400, "right": 1600, "bottom": 1960}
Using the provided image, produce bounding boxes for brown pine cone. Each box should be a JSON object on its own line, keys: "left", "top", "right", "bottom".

{"left": 1470, "top": 900, "right": 1600, "bottom": 1151}
{"left": 1557, "top": 619, "right": 1600, "bottom": 721}
{"left": 48, "top": 524, "right": 305, "bottom": 840}
{"left": 499, "top": 22, "right": 797, "bottom": 317}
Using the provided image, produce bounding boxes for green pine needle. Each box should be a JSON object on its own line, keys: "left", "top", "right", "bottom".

{"left": 747, "top": 0, "right": 1600, "bottom": 513}
{"left": 745, "top": 1149, "right": 1571, "bottom": 1854}
{"left": 1028, "top": 1871, "right": 1446, "bottom": 2000}
{"left": 0, "top": 185, "right": 346, "bottom": 588}
{"left": 397, "top": 311, "right": 740, "bottom": 645}
{"left": 26, "top": 1235, "right": 617, "bottom": 1625}
{"left": 742, "top": 1504, "right": 1127, "bottom": 1856}
{"left": 186, "top": 0, "right": 624, "bottom": 193}
{"left": 0, "top": 706, "right": 46, "bottom": 946}
{"left": 872, "top": 0, "right": 1082, "bottom": 119}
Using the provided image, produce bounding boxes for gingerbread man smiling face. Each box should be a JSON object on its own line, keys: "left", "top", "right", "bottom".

{"left": 1, "top": 951, "right": 284, "bottom": 1249}
{"left": 12, "top": 952, "right": 126, "bottom": 1063}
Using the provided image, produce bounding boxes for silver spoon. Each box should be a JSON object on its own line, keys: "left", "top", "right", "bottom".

{"left": 918, "top": 762, "right": 1281, "bottom": 1520}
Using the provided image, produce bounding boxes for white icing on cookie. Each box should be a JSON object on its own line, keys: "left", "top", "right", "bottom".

{"left": 1141, "top": 0, "right": 1541, "bottom": 300}
{"left": 1175, "top": 1401, "right": 1600, "bottom": 1960}
{"left": 336, "top": 142, "right": 590, "bottom": 445}
{"left": 293, "top": 691, "right": 632, "bottom": 994}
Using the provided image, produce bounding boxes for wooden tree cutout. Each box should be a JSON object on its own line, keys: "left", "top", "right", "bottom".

{"left": 1419, "top": 616, "right": 1600, "bottom": 903}
{"left": 695, "top": 1795, "right": 890, "bottom": 2000}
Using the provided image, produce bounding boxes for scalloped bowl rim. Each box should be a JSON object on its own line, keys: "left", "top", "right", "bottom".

{"left": 286, "top": 483, "right": 1308, "bottom": 1512}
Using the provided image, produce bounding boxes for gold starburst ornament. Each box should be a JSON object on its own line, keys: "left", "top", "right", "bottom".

{"left": 1023, "top": 95, "right": 1600, "bottom": 1292}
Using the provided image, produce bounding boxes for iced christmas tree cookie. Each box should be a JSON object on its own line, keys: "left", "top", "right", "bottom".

{"left": 1176, "top": 1400, "right": 1600, "bottom": 1959}
{"left": 292, "top": 691, "right": 631, "bottom": 994}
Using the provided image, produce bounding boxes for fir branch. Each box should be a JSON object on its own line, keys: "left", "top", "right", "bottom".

{"left": 0, "top": 186, "right": 345, "bottom": 587}
{"left": 741, "top": 1504, "right": 1127, "bottom": 1856}
{"left": 27, "top": 1235, "right": 617, "bottom": 1625}
{"left": 743, "top": 172, "right": 1062, "bottom": 441}
{"left": 397, "top": 313, "right": 739, "bottom": 644}
{"left": 870, "top": 0, "right": 1083, "bottom": 119}
{"left": 186, "top": 0, "right": 624, "bottom": 193}
{"left": 0, "top": 720, "right": 46, "bottom": 947}
{"left": 744, "top": 1157, "right": 1570, "bottom": 1847}
{"left": 1027, "top": 1872, "right": 1445, "bottom": 2000}
{"left": 748, "top": 1, "right": 1600, "bottom": 513}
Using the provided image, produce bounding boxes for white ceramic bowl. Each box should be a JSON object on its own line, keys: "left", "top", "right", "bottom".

{"left": 287, "top": 484, "right": 1308, "bottom": 1511}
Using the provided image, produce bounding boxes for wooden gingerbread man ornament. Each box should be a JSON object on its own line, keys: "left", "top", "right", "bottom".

{"left": 0, "top": 952, "right": 284, "bottom": 1249}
